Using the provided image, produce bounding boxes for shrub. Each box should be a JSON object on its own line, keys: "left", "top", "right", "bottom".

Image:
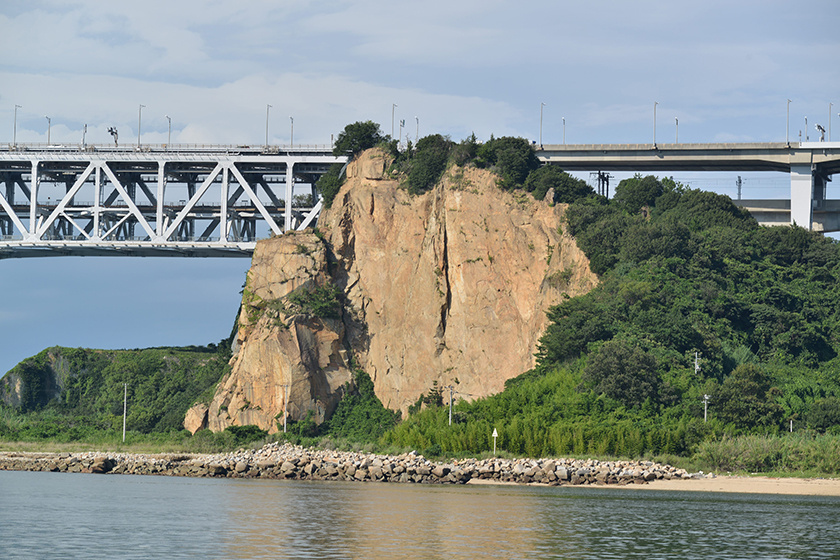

{"left": 316, "top": 163, "right": 345, "bottom": 208}
{"left": 405, "top": 134, "right": 452, "bottom": 194}
{"left": 524, "top": 165, "right": 593, "bottom": 202}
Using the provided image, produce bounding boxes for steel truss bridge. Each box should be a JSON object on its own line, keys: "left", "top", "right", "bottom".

{"left": 0, "top": 144, "right": 346, "bottom": 258}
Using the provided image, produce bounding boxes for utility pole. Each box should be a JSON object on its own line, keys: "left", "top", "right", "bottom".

{"left": 736, "top": 176, "right": 742, "bottom": 200}
{"left": 279, "top": 384, "right": 291, "bottom": 433}
{"left": 703, "top": 394, "right": 710, "bottom": 423}
{"left": 447, "top": 385, "right": 455, "bottom": 425}
{"left": 122, "top": 383, "right": 127, "bottom": 442}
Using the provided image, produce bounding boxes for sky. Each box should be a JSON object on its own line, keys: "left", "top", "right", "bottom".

{"left": 1, "top": 0, "right": 839, "bottom": 376}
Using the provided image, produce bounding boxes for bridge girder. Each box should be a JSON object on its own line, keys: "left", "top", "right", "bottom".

{"left": 0, "top": 146, "right": 345, "bottom": 258}
{"left": 538, "top": 142, "right": 840, "bottom": 231}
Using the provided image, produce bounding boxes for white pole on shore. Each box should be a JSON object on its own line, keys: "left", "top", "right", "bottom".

{"left": 122, "top": 383, "right": 127, "bottom": 442}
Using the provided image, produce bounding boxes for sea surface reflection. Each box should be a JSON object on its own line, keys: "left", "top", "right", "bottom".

{"left": 1, "top": 470, "right": 838, "bottom": 559}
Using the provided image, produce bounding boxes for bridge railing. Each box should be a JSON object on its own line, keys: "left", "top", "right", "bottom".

{"left": 3, "top": 142, "right": 335, "bottom": 154}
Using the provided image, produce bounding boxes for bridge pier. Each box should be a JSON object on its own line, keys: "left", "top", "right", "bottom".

{"left": 791, "top": 165, "right": 832, "bottom": 230}
{"left": 790, "top": 164, "right": 815, "bottom": 229}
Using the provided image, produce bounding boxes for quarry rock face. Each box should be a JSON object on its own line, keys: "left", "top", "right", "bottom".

{"left": 185, "top": 149, "right": 597, "bottom": 433}
{"left": 184, "top": 235, "right": 354, "bottom": 434}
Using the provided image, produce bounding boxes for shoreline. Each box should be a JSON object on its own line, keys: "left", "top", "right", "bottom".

{"left": 640, "top": 475, "right": 840, "bottom": 496}
{"left": 2, "top": 444, "right": 839, "bottom": 496}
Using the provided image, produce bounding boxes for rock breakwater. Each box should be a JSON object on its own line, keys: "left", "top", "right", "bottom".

{"left": 0, "top": 443, "right": 711, "bottom": 486}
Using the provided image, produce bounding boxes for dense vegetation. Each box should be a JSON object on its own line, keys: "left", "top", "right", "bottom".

{"left": 0, "top": 345, "right": 232, "bottom": 443}
{"left": 383, "top": 175, "right": 840, "bottom": 472}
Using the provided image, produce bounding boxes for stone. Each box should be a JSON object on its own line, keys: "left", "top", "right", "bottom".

{"left": 432, "top": 466, "right": 450, "bottom": 478}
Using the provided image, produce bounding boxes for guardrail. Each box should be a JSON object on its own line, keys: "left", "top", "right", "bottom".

{"left": 3, "top": 142, "right": 335, "bottom": 153}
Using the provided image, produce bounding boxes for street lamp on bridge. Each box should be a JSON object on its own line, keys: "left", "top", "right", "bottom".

{"left": 787, "top": 99, "right": 792, "bottom": 145}
{"left": 138, "top": 104, "right": 145, "bottom": 147}
{"left": 540, "top": 102, "right": 545, "bottom": 147}
{"left": 653, "top": 101, "right": 658, "bottom": 146}
{"left": 165, "top": 115, "right": 171, "bottom": 149}
{"left": 265, "top": 104, "right": 272, "bottom": 148}
{"left": 13, "top": 104, "right": 21, "bottom": 146}
{"left": 290, "top": 116, "right": 294, "bottom": 149}
{"left": 45, "top": 116, "right": 50, "bottom": 145}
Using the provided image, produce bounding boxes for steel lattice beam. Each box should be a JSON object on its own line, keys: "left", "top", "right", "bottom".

{"left": 0, "top": 145, "right": 345, "bottom": 258}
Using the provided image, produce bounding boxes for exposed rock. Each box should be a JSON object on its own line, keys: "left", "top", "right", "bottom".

{"left": 186, "top": 148, "right": 598, "bottom": 432}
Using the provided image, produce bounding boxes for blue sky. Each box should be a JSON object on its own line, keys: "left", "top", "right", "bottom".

{"left": 1, "top": 0, "right": 839, "bottom": 375}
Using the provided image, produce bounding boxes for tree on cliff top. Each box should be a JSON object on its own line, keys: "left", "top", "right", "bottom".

{"left": 333, "top": 120, "right": 384, "bottom": 156}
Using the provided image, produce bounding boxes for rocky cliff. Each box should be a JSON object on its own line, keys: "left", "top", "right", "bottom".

{"left": 185, "top": 149, "right": 597, "bottom": 434}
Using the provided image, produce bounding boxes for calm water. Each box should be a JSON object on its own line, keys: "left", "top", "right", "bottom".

{"left": 1, "top": 470, "right": 838, "bottom": 559}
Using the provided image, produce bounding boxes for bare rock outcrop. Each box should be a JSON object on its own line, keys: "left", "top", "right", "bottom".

{"left": 186, "top": 149, "right": 597, "bottom": 433}
{"left": 320, "top": 150, "right": 597, "bottom": 412}
{"left": 185, "top": 234, "right": 354, "bottom": 434}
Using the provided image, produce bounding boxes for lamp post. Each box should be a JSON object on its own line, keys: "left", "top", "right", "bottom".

{"left": 653, "top": 101, "right": 658, "bottom": 146}
{"left": 13, "top": 104, "right": 21, "bottom": 146}
{"left": 391, "top": 103, "right": 397, "bottom": 139}
{"left": 562, "top": 117, "right": 565, "bottom": 144}
{"left": 289, "top": 116, "right": 294, "bottom": 149}
{"left": 45, "top": 116, "right": 51, "bottom": 145}
{"left": 830, "top": 102, "right": 833, "bottom": 142}
{"left": 265, "top": 104, "right": 272, "bottom": 148}
{"left": 539, "top": 102, "right": 545, "bottom": 147}
{"left": 138, "top": 104, "right": 145, "bottom": 147}
{"left": 415, "top": 116, "right": 419, "bottom": 143}
{"left": 165, "top": 115, "right": 171, "bottom": 148}
{"left": 805, "top": 116, "right": 809, "bottom": 141}
{"left": 675, "top": 117, "right": 679, "bottom": 143}
{"left": 787, "top": 99, "right": 792, "bottom": 145}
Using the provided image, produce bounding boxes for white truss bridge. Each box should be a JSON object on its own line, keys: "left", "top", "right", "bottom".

{"left": 0, "top": 144, "right": 346, "bottom": 258}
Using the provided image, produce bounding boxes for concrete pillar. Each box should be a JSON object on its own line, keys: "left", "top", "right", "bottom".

{"left": 790, "top": 164, "right": 814, "bottom": 229}
{"left": 285, "top": 161, "right": 294, "bottom": 232}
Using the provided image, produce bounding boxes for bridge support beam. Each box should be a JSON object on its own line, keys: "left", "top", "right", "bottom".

{"left": 790, "top": 164, "right": 815, "bottom": 229}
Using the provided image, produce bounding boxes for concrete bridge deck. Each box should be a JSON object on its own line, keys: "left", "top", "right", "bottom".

{"left": 538, "top": 142, "right": 840, "bottom": 230}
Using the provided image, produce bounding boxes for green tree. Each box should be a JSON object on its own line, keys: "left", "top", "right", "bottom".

{"left": 580, "top": 339, "right": 661, "bottom": 409}
{"left": 524, "top": 165, "right": 594, "bottom": 202}
{"left": 316, "top": 163, "right": 345, "bottom": 208}
{"left": 807, "top": 397, "right": 840, "bottom": 432}
{"left": 405, "top": 134, "right": 452, "bottom": 194}
{"left": 613, "top": 175, "right": 664, "bottom": 214}
{"left": 333, "top": 121, "right": 384, "bottom": 156}
{"left": 713, "top": 364, "right": 784, "bottom": 429}
{"left": 476, "top": 136, "right": 539, "bottom": 189}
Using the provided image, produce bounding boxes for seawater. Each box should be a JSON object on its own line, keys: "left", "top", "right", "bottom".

{"left": 1, "top": 470, "right": 838, "bottom": 559}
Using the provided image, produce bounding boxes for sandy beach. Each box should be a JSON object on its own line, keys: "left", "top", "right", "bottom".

{"left": 640, "top": 475, "right": 840, "bottom": 496}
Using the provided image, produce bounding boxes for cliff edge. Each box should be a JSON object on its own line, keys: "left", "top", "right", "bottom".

{"left": 185, "top": 149, "right": 597, "bottom": 434}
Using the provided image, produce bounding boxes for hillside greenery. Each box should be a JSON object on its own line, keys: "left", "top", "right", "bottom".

{"left": 0, "top": 345, "right": 232, "bottom": 442}
{"left": 383, "top": 175, "right": 840, "bottom": 472}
